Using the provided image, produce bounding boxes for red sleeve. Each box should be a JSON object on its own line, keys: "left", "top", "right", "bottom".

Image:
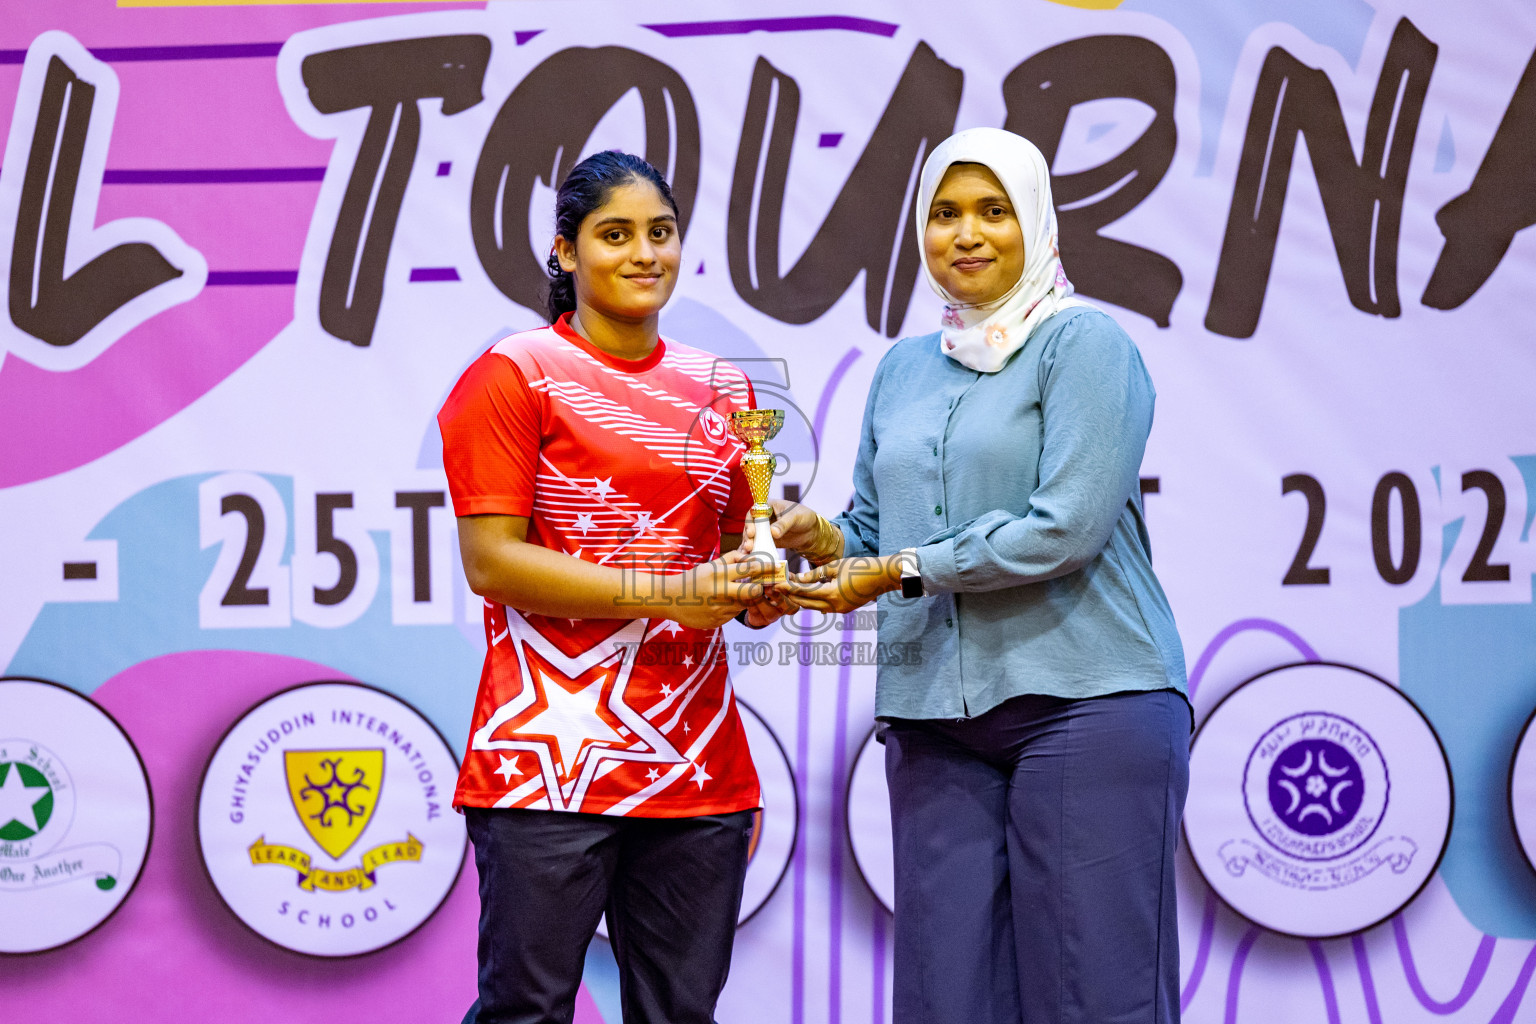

{"left": 438, "top": 348, "right": 542, "bottom": 518}
{"left": 719, "top": 378, "right": 757, "bottom": 534}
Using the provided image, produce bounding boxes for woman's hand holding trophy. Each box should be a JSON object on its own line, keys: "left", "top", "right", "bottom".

{"left": 728, "top": 409, "right": 901, "bottom": 615}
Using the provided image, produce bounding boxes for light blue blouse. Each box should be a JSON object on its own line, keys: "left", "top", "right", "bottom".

{"left": 830, "top": 307, "right": 1187, "bottom": 720}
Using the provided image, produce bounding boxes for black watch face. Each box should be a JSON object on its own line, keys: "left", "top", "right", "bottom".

{"left": 901, "top": 576, "right": 923, "bottom": 599}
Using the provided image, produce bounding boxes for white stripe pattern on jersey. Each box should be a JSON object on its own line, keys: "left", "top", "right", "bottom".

{"left": 533, "top": 462, "right": 695, "bottom": 563}
{"left": 533, "top": 454, "right": 724, "bottom": 568}
{"left": 663, "top": 349, "right": 753, "bottom": 396}
{"left": 562, "top": 342, "right": 705, "bottom": 411}
{"left": 525, "top": 375, "right": 734, "bottom": 509}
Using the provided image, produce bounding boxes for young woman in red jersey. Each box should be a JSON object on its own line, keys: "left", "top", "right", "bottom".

{"left": 439, "top": 151, "right": 783, "bottom": 1024}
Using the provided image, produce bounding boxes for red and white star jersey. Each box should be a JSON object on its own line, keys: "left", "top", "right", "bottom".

{"left": 439, "top": 314, "right": 762, "bottom": 817}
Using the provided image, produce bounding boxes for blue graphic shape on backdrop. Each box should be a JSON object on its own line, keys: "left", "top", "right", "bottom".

{"left": 1122, "top": 0, "right": 1374, "bottom": 175}
{"left": 1435, "top": 116, "right": 1457, "bottom": 174}
{"left": 4, "top": 475, "right": 483, "bottom": 749}
{"left": 1399, "top": 455, "right": 1536, "bottom": 938}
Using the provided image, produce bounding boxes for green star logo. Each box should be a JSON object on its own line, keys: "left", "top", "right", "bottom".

{"left": 0, "top": 760, "right": 54, "bottom": 840}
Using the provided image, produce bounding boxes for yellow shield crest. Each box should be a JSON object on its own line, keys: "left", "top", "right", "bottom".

{"left": 284, "top": 749, "right": 384, "bottom": 860}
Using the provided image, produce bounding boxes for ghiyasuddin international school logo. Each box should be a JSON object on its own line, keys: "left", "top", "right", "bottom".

{"left": 197, "top": 682, "right": 465, "bottom": 957}
{"left": 0, "top": 678, "right": 153, "bottom": 954}
{"left": 245, "top": 749, "right": 423, "bottom": 893}
{"left": 1184, "top": 663, "right": 1452, "bottom": 938}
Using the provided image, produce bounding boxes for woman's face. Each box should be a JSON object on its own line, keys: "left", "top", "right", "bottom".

{"left": 923, "top": 163, "right": 1025, "bottom": 307}
{"left": 556, "top": 179, "right": 682, "bottom": 321}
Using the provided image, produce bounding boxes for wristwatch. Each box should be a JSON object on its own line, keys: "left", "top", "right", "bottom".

{"left": 899, "top": 548, "right": 924, "bottom": 599}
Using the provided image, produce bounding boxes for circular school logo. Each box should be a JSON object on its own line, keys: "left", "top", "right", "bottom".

{"left": 1185, "top": 662, "right": 1451, "bottom": 938}
{"left": 0, "top": 677, "right": 153, "bottom": 954}
{"left": 0, "top": 746, "right": 64, "bottom": 844}
{"left": 1244, "top": 714, "right": 1387, "bottom": 861}
{"left": 197, "top": 682, "right": 465, "bottom": 957}
{"left": 1509, "top": 705, "right": 1536, "bottom": 876}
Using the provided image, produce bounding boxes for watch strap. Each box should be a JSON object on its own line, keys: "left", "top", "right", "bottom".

{"left": 898, "top": 548, "right": 923, "bottom": 599}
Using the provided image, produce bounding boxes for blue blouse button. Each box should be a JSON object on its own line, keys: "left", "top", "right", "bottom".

{"left": 934, "top": 505, "right": 943, "bottom": 516}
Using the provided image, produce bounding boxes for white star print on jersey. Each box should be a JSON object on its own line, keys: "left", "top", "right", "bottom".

{"left": 521, "top": 670, "right": 625, "bottom": 775}
{"left": 469, "top": 614, "right": 692, "bottom": 812}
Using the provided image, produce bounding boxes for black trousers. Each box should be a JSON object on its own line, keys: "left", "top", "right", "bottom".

{"left": 885, "top": 690, "right": 1189, "bottom": 1024}
{"left": 461, "top": 806, "right": 754, "bottom": 1024}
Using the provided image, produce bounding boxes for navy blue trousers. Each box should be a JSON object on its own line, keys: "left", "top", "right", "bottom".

{"left": 461, "top": 807, "right": 753, "bottom": 1024}
{"left": 884, "top": 689, "right": 1190, "bottom": 1024}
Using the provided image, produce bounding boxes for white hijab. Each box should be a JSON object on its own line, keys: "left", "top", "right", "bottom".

{"left": 916, "top": 127, "right": 1092, "bottom": 373}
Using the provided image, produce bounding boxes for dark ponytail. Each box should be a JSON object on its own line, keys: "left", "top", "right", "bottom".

{"left": 545, "top": 150, "right": 680, "bottom": 324}
{"left": 545, "top": 249, "right": 575, "bottom": 324}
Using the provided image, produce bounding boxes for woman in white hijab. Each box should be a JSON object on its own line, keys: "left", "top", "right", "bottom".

{"left": 769, "top": 128, "right": 1190, "bottom": 1024}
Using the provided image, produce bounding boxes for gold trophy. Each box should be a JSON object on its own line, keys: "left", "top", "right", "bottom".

{"left": 727, "top": 408, "right": 788, "bottom": 583}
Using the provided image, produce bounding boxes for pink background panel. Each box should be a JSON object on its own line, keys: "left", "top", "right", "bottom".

{"left": 108, "top": 58, "right": 333, "bottom": 170}
{"left": 1, "top": 1, "right": 488, "bottom": 53}
{"left": 0, "top": 649, "right": 605, "bottom": 1024}
{"left": 0, "top": 285, "right": 295, "bottom": 487}
{"left": 0, "top": 5, "right": 491, "bottom": 487}
{"left": 96, "top": 180, "right": 319, "bottom": 272}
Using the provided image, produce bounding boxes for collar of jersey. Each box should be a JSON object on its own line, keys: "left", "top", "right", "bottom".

{"left": 552, "top": 312, "right": 668, "bottom": 373}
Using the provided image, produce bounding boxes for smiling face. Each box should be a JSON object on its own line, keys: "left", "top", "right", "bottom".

{"left": 923, "top": 163, "right": 1026, "bottom": 307}
{"left": 554, "top": 179, "right": 682, "bottom": 324}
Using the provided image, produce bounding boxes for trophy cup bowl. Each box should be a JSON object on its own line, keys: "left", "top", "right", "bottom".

{"left": 727, "top": 408, "right": 785, "bottom": 450}
{"left": 728, "top": 409, "right": 788, "bottom": 583}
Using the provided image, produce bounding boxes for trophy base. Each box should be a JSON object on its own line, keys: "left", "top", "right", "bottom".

{"left": 743, "top": 549, "right": 787, "bottom": 584}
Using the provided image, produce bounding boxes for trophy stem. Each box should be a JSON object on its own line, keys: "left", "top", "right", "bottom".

{"left": 746, "top": 513, "right": 787, "bottom": 584}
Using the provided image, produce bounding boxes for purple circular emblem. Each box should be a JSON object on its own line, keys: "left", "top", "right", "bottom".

{"left": 1242, "top": 711, "right": 1389, "bottom": 861}
{"left": 1266, "top": 738, "right": 1364, "bottom": 836}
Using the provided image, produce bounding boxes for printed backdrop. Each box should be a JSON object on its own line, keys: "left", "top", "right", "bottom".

{"left": 2, "top": 0, "right": 1535, "bottom": 1021}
